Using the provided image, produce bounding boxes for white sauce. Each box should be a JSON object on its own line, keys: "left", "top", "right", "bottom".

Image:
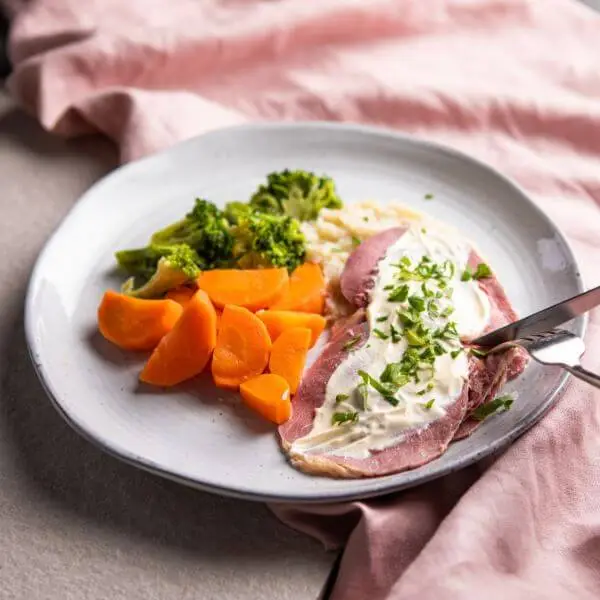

{"left": 290, "top": 223, "right": 491, "bottom": 460}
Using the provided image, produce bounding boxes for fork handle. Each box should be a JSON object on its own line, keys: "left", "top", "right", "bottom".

{"left": 564, "top": 365, "right": 600, "bottom": 389}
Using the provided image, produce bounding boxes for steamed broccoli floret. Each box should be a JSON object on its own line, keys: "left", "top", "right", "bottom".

{"left": 249, "top": 169, "right": 343, "bottom": 221}
{"left": 232, "top": 213, "right": 306, "bottom": 272}
{"left": 151, "top": 198, "right": 233, "bottom": 268}
{"left": 223, "top": 201, "right": 253, "bottom": 225}
{"left": 116, "top": 244, "right": 201, "bottom": 298}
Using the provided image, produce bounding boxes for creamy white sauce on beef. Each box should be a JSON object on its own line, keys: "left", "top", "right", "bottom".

{"left": 291, "top": 224, "right": 491, "bottom": 459}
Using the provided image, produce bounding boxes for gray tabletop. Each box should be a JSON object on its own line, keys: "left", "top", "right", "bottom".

{"left": 0, "top": 89, "right": 334, "bottom": 600}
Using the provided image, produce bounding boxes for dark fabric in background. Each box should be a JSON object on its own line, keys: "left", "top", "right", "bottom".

{"left": 1, "top": 8, "right": 10, "bottom": 78}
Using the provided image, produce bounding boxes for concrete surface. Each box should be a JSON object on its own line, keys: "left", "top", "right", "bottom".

{"left": 0, "top": 89, "right": 335, "bottom": 600}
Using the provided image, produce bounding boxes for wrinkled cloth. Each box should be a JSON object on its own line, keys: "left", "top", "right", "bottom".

{"left": 6, "top": 0, "right": 600, "bottom": 598}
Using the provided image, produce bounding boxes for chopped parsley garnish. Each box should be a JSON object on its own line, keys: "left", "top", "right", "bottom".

{"left": 470, "top": 347, "right": 487, "bottom": 358}
{"left": 388, "top": 284, "right": 409, "bottom": 302}
{"left": 373, "top": 328, "right": 389, "bottom": 340}
{"left": 363, "top": 216, "right": 369, "bottom": 222}
{"left": 405, "top": 329, "right": 427, "bottom": 347}
{"left": 473, "top": 263, "right": 492, "bottom": 279}
{"left": 380, "top": 363, "right": 410, "bottom": 388}
{"left": 408, "top": 295, "right": 426, "bottom": 312}
{"left": 383, "top": 284, "right": 394, "bottom": 291}
{"left": 421, "top": 398, "right": 435, "bottom": 409}
{"left": 351, "top": 235, "right": 361, "bottom": 247}
{"left": 332, "top": 411, "right": 359, "bottom": 426}
{"left": 427, "top": 300, "right": 439, "bottom": 317}
{"left": 450, "top": 348, "right": 463, "bottom": 359}
{"left": 421, "top": 227, "right": 427, "bottom": 234}
{"left": 416, "top": 383, "right": 434, "bottom": 396}
{"left": 390, "top": 323, "right": 401, "bottom": 343}
{"left": 461, "top": 263, "right": 492, "bottom": 282}
{"left": 343, "top": 335, "right": 362, "bottom": 351}
{"left": 335, "top": 393, "right": 349, "bottom": 404}
{"left": 376, "top": 315, "right": 388, "bottom": 322}
{"left": 357, "top": 370, "right": 399, "bottom": 406}
{"left": 471, "top": 395, "right": 513, "bottom": 421}
{"left": 424, "top": 193, "right": 434, "bottom": 200}
{"left": 357, "top": 382, "right": 369, "bottom": 410}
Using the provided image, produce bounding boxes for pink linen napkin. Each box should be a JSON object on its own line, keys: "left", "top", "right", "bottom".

{"left": 6, "top": 0, "right": 600, "bottom": 598}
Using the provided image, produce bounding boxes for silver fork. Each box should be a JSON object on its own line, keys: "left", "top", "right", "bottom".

{"left": 486, "top": 328, "right": 600, "bottom": 389}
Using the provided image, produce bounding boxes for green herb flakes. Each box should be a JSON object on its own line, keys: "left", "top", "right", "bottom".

{"left": 332, "top": 411, "right": 359, "bottom": 426}
{"left": 473, "top": 263, "right": 492, "bottom": 279}
{"left": 343, "top": 335, "right": 361, "bottom": 351}
{"left": 471, "top": 395, "right": 513, "bottom": 421}
{"left": 388, "top": 284, "right": 409, "bottom": 302}
{"left": 470, "top": 347, "right": 487, "bottom": 358}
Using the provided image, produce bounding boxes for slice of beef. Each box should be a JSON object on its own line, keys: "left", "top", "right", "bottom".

{"left": 340, "top": 227, "right": 407, "bottom": 309}
{"left": 453, "top": 347, "right": 528, "bottom": 440}
{"left": 340, "top": 228, "right": 519, "bottom": 335}
{"left": 278, "top": 318, "right": 471, "bottom": 478}
{"left": 279, "top": 227, "right": 528, "bottom": 478}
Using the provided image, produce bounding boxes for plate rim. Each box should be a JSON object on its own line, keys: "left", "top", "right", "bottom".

{"left": 24, "top": 121, "right": 586, "bottom": 504}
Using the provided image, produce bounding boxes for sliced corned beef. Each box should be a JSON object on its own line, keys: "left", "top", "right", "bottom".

{"left": 279, "top": 227, "right": 528, "bottom": 478}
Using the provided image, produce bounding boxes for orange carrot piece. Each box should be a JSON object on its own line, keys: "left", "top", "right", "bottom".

{"left": 197, "top": 268, "right": 289, "bottom": 312}
{"left": 140, "top": 290, "right": 217, "bottom": 386}
{"left": 211, "top": 305, "right": 272, "bottom": 389}
{"left": 240, "top": 373, "right": 291, "bottom": 425}
{"left": 97, "top": 290, "right": 182, "bottom": 351}
{"left": 256, "top": 310, "right": 326, "bottom": 348}
{"left": 269, "top": 327, "right": 311, "bottom": 394}
{"left": 165, "top": 286, "right": 195, "bottom": 307}
{"left": 271, "top": 263, "right": 325, "bottom": 314}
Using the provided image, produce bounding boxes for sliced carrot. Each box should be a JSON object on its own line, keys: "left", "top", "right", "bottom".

{"left": 271, "top": 263, "right": 325, "bottom": 314}
{"left": 269, "top": 327, "right": 311, "bottom": 394}
{"left": 165, "top": 286, "right": 195, "bottom": 307}
{"left": 240, "top": 374, "right": 291, "bottom": 425}
{"left": 197, "top": 268, "right": 289, "bottom": 312}
{"left": 256, "top": 310, "right": 326, "bottom": 348}
{"left": 211, "top": 305, "right": 272, "bottom": 389}
{"left": 140, "top": 290, "right": 217, "bottom": 386}
{"left": 97, "top": 290, "right": 182, "bottom": 351}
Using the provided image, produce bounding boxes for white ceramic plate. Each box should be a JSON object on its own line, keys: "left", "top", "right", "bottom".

{"left": 26, "top": 123, "right": 584, "bottom": 503}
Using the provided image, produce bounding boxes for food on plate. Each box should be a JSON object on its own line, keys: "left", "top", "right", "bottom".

{"left": 279, "top": 224, "right": 527, "bottom": 478}
{"left": 248, "top": 169, "right": 342, "bottom": 221}
{"left": 165, "top": 286, "right": 195, "bottom": 307}
{"left": 96, "top": 168, "right": 528, "bottom": 479}
{"left": 114, "top": 170, "right": 342, "bottom": 300}
{"left": 117, "top": 243, "right": 202, "bottom": 299}
{"left": 140, "top": 290, "right": 217, "bottom": 387}
{"left": 97, "top": 290, "right": 182, "bottom": 351}
{"left": 198, "top": 267, "right": 289, "bottom": 311}
{"left": 240, "top": 374, "right": 292, "bottom": 425}
{"left": 256, "top": 310, "right": 326, "bottom": 348}
{"left": 211, "top": 305, "right": 273, "bottom": 390}
{"left": 269, "top": 327, "right": 312, "bottom": 394}
{"left": 271, "top": 262, "right": 326, "bottom": 313}
{"left": 301, "top": 200, "right": 423, "bottom": 317}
